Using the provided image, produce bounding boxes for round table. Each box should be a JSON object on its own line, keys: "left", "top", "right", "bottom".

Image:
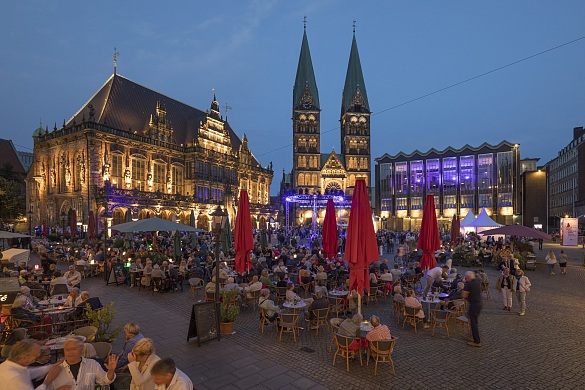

{"left": 38, "top": 298, "right": 67, "bottom": 306}
{"left": 283, "top": 301, "right": 307, "bottom": 312}
{"left": 328, "top": 290, "right": 349, "bottom": 297}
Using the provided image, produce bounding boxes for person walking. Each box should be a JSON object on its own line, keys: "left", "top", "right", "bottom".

{"left": 462, "top": 271, "right": 482, "bottom": 347}
{"left": 496, "top": 268, "right": 515, "bottom": 311}
{"left": 515, "top": 269, "right": 531, "bottom": 316}
{"left": 545, "top": 250, "right": 557, "bottom": 275}
{"left": 559, "top": 250, "right": 568, "bottom": 275}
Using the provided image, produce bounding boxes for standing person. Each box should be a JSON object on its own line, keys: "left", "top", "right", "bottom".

{"left": 0, "top": 339, "right": 62, "bottom": 390}
{"left": 495, "top": 268, "right": 515, "bottom": 311}
{"left": 545, "top": 250, "right": 557, "bottom": 275}
{"left": 462, "top": 271, "right": 482, "bottom": 347}
{"left": 423, "top": 265, "right": 449, "bottom": 297}
{"left": 559, "top": 250, "right": 568, "bottom": 275}
{"left": 515, "top": 269, "right": 532, "bottom": 316}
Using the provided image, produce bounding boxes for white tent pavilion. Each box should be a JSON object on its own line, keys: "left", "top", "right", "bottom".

{"left": 459, "top": 211, "right": 477, "bottom": 235}
{"left": 470, "top": 208, "right": 501, "bottom": 235}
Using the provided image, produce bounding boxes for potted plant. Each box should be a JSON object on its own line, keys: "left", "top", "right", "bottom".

{"left": 84, "top": 302, "right": 120, "bottom": 342}
{"left": 219, "top": 288, "right": 240, "bottom": 335}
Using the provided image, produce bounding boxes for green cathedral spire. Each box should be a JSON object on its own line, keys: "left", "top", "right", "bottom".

{"left": 293, "top": 28, "right": 320, "bottom": 110}
{"left": 342, "top": 32, "right": 369, "bottom": 113}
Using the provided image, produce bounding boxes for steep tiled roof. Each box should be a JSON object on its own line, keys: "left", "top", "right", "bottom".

{"left": 66, "top": 74, "right": 262, "bottom": 166}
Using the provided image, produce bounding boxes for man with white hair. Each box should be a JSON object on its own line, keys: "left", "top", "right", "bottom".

{"left": 19, "top": 286, "right": 39, "bottom": 308}
{"left": 64, "top": 265, "right": 82, "bottom": 288}
{"left": 0, "top": 339, "right": 62, "bottom": 389}
{"left": 51, "top": 336, "right": 117, "bottom": 388}
{"left": 462, "top": 271, "right": 482, "bottom": 347}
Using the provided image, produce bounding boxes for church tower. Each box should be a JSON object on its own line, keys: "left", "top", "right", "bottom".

{"left": 341, "top": 30, "right": 371, "bottom": 193}
{"left": 292, "top": 25, "right": 321, "bottom": 194}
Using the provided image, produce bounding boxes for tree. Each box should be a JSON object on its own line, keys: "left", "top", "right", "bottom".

{"left": 0, "top": 176, "right": 24, "bottom": 219}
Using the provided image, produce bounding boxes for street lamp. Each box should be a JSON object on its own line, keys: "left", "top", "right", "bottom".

{"left": 210, "top": 205, "right": 227, "bottom": 307}
{"left": 27, "top": 208, "right": 33, "bottom": 235}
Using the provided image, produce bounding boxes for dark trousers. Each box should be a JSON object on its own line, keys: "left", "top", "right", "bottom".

{"left": 468, "top": 303, "right": 482, "bottom": 344}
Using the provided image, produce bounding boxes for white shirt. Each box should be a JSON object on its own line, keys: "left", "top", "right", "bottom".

{"left": 154, "top": 368, "right": 193, "bottom": 390}
{"left": 128, "top": 354, "right": 160, "bottom": 390}
{"left": 0, "top": 359, "right": 51, "bottom": 390}
{"left": 426, "top": 267, "right": 443, "bottom": 280}
{"left": 50, "top": 358, "right": 115, "bottom": 390}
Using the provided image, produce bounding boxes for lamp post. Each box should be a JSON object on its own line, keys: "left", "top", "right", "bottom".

{"left": 27, "top": 208, "right": 33, "bottom": 235}
{"left": 210, "top": 205, "right": 227, "bottom": 306}
{"left": 60, "top": 211, "right": 67, "bottom": 238}
{"left": 103, "top": 208, "right": 111, "bottom": 282}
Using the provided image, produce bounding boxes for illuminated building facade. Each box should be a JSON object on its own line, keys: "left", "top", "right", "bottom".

{"left": 26, "top": 74, "right": 273, "bottom": 233}
{"left": 375, "top": 141, "right": 521, "bottom": 231}
{"left": 281, "top": 26, "right": 370, "bottom": 229}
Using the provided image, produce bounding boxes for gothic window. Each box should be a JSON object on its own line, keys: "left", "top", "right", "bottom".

{"left": 171, "top": 165, "right": 184, "bottom": 194}
{"left": 153, "top": 162, "right": 165, "bottom": 191}
{"left": 131, "top": 157, "right": 146, "bottom": 191}
{"left": 298, "top": 137, "right": 307, "bottom": 148}
{"left": 59, "top": 154, "right": 67, "bottom": 193}
{"left": 111, "top": 154, "right": 123, "bottom": 187}
{"left": 311, "top": 174, "right": 318, "bottom": 186}
{"left": 308, "top": 137, "right": 317, "bottom": 149}
{"left": 349, "top": 139, "right": 357, "bottom": 150}
{"left": 360, "top": 158, "right": 368, "bottom": 169}
{"left": 297, "top": 156, "right": 305, "bottom": 168}
{"left": 74, "top": 153, "right": 82, "bottom": 191}
{"left": 298, "top": 173, "right": 305, "bottom": 186}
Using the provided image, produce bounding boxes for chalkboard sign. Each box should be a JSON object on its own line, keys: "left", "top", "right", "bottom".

{"left": 107, "top": 262, "right": 126, "bottom": 286}
{"left": 187, "top": 302, "right": 220, "bottom": 346}
{"left": 0, "top": 277, "right": 21, "bottom": 305}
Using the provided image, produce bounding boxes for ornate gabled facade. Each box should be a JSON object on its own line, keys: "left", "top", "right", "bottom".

{"left": 27, "top": 74, "right": 273, "bottom": 233}
{"left": 281, "top": 26, "right": 371, "bottom": 228}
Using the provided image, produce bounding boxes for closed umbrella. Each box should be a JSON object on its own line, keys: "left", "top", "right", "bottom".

{"left": 87, "top": 210, "right": 95, "bottom": 239}
{"left": 345, "top": 179, "right": 379, "bottom": 315}
{"left": 220, "top": 213, "right": 232, "bottom": 254}
{"left": 234, "top": 190, "right": 254, "bottom": 275}
{"left": 322, "top": 198, "right": 338, "bottom": 260}
{"left": 418, "top": 195, "right": 441, "bottom": 270}
{"left": 450, "top": 214, "right": 460, "bottom": 246}
{"left": 189, "top": 210, "right": 196, "bottom": 227}
{"left": 69, "top": 209, "right": 77, "bottom": 239}
{"left": 124, "top": 210, "right": 133, "bottom": 249}
{"left": 174, "top": 230, "right": 182, "bottom": 262}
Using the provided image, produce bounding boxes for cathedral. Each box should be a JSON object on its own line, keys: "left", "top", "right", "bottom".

{"left": 26, "top": 73, "right": 274, "bottom": 234}
{"left": 281, "top": 26, "right": 372, "bottom": 228}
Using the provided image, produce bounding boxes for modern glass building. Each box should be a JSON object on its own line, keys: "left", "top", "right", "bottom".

{"left": 374, "top": 141, "right": 520, "bottom": 231}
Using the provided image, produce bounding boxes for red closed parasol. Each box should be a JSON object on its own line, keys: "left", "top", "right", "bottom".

{"left": 87, "top": 210, "right": 95, "bottom": 239}
{"left": 450, "top": 214, "right": 460, "bottom": 246}
{"left": 69, "top": 209, "right": 77, "bottom": 239}
{"left": 234, "top": 190, "right": 254, "bottom": 274}
{"left": 345, "top": 179, "right": 379, "bottom": 301}
{"left": 322, "top": 198, "right": 338, "bottom": 260}
{"left": 418, "top": 195, "right": 441, "bottom": 270}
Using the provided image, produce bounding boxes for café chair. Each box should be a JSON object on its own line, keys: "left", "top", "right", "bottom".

{"left": 366, "top": 287, "right": 378, "bottom": 306}
{"left": 51, "top": 284, "right": 69, "bottom": 296}
{"left": 306, "top": 307, "right": 329, "bottom": 336}
{"left": 189, "top": 278, "right": 204, "bottom": 299}
{"left": 327, "top": 296, "right": 344, "bottom": 318}
{"left": 403, "top": 306, "right": 423, "bottom": 333}
{"left": 91, "top": 342, "right": 112, "bottom": 360}
{"left": 259, "top": 308, "right": 274, "bottom": 334}
{"left": 480, "top": 281, "right": 491, "bottom": 300}
{"left": 275, "top": 287, "right": 287, "bottom": 304}
{"left": 430, "top": 309, "right": 451, "bottom": 337}
{"left": 329, "top": 318, "right": 343, "bottom": 352}
{"left": 205, "top": 291, "right": 216, "bottom": 303}
{"left": 277, "top": 313, "right": 300, "bottom": 343}
{"left": 454, "top": 315, "right": 470, "bottom": 337}
{"left": 367, "top": 338, "right": 396, "bottom": 376}
{"left": 30, "top": 289, "right": 48, "bottom": 301}
{"left": 151, "top": 277, "right": 163, "bottom": 295}
{"left": 244, "top": 290, "right": 261, "bottom": 311}
{"left": 71, "top": 325, "right": 98, "bottom": 342}
{"left": 332, "top": 333, "right": 362, "bottom": 372}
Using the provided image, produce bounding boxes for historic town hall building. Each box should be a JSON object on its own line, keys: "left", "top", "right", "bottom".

{"left": 27, "top": 73, "right": 273, "bottom": 233}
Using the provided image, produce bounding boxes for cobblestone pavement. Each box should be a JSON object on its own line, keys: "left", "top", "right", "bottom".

{"left": 42, "top": 250, "right": 585, "bottom": 389}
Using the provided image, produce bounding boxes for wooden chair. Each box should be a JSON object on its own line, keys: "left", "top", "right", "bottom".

{"left": 71, "top": 325, "right": 98, "bottom": 342}
{"left": 366, "top": 286, "right": 378, "bottom": 306}
{"left": 76, "top": 265, "right": 89, "bottom": 279}
{"left": 481, "top": 281, "right": 491, "bottom": 300}
{"left": 244, "top": 289, "right": 261, "bottom": 311}
{"left": 30, "top": 289, "right": 48, "bottom": 301}
{"left": 139, "top": 275, "right": 151, "bottom": 291}
{"left": 367, "top": 338, "right": 396, "bottom": 376}
{"left": 430, "top": 309, "right": 451, "bottom": 337}
{"left": 403, "top": 275, "right": 415, "bottom": 288}
{"left": 205, "top": 291, "right": 216, "bottom": 302}
{"left": 91, "top": 342, "right": 112, "bottom": 360}
{"left": 306, "top": 307, "right": 329, "bottom": 336}
{"left": 277, "top": 313, "right": 300, "bottom": 343}
{"left": 275, "top": 287, "right": 287, "bottom": 304}
{"left": 189, "top": 278, "right": 204, "bottom": 299}
{"left": 259, "top": 308, "right": 275, "bottom": 334}
{"left": 332, "top": 333, "right": 362, "bottom": 372}
{"left": 394, "top": 300, "right": 405, "bottom": 325}
{"left": 328, "top": 296, "right": 344, "bottom": 318}
{"left": 171, "top": 275, "right": 183, "bottom": 292}
{"left": 51, "top": 284, "right": 69, "bottom": 296}
{"left": 403, "top": 306, "right": 423, "bottom": 333}
{"left": 329, "top": 318, "right": 343, "bottom": 352}
{"left": 454, "top": 314, "right": 470, "bottom": 337}
{"left": 151, "top": 277, "right": 163, "bottom": 295}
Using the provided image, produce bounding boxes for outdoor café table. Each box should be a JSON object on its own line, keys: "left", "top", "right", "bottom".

{"left": 129, "top": 269, "right": 143, "bottom": 286}
{"left": 360, "top": 321, "right": 374, "bottom": 333}
{"left": 419, "top": 296, "right": 441, "bottom": 322}
{"left": 438, "top": 293, "right": 449, "bottom": 299}
{"left": 328, "top": 290, "right": 349, "bottom": 297}
{"left": 283, "top": 300, "right": 307, "bottom": 313}
{"left": 39, "top": 297, "right": 67, "bottom": 306}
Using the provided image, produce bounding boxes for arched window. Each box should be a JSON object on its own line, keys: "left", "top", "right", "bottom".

{"left": 298, "top": 173, "right": 305, "bottom": 186}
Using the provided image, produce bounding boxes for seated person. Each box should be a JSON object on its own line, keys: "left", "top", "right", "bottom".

{"left": 404, "top": 289, "right": 429, "bottom": 328}
{"left": 365, "top": 315, "right": 391, "bottom": 342}
{"left": 116, "top": 322, "right": 144, "bottom": 371}
{"left": 259, "top": 269, "right": 275, "bottom": 292}
{"left": 258, "top": 288, "right": 280, "bottom": 322}
{"left": 49, "top": 271, "right": 70, "bottom": 295}
{"left": 19, "top": 286, "right": 40, "bottom": 308}
{"left": 337, "top": 314, "right": 363, "bottom": 350}
{"left": 379, "top": 269, "right": 393, "bottom": 294}
{"left": 274, "top": 261, "right": 287, "bottom": 274}
{"left": 150, "top": 357, "right": 193, "bottom": 390}
{"left": 23, "top": 274, "right": 44, "bottom": 292}
{"left": 64, "top": 287, "right": 83, "bottom": 308}
{"left": 141, "top": 259, "right": 154, "bottom": 287}
{"left": 244, "top": 276, "right": 263, "bottom": 299}
{"left": 314, "top": 279, "right": 328, "bottom": 296}
{"left": 390, "top": 265, "right": 403, "bottom": 281}
{"left": 315, "top": 266, "right": 327, "bottom": 283}
{"left": 64, "top": 265, "right": 82, "bottom": 288}
{"left": 223, "top": 277, "right": 243, "bottom": 293}
{"left": 150, "top": 264, "right": 167, "bottom": 291}
{"left": 10, "top": 296, "right": 51, "bottom": 328}
{"left": 437, "top": 282, "right": 465, "bottom": 310}
{"left": 393, "top": 286, "right": 405, "bottom": 303}
{"left": 414, "top": 262, "right": 422, "bottom": 275}
{"left": 369, "top": 273, "right": 378, "bottom": 288}
{"left": 276, "top": 274, "right": 289, "bottom": 288}
{"left": 18, "top": 270, "right": 28, "bottom": 285}
{"left": 403, "top": 266, "right": 416, "bottom": 276}
{"left": 79, "top": 291, "right": 103, "bottom": 311}
{"left": 307, "top": 290, "right": 328, "bottom": 320}
{"left": 206, "top": 276, "right": 221, "bottom": 294}
{"left": 285, "top": 282, "right": 313, "bottom": 305}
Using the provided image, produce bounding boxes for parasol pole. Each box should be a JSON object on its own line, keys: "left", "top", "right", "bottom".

{"left": 357, "top": 292, "right": 362, "bottom": 316}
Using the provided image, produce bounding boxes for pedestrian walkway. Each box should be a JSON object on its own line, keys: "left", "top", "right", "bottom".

{"left": 34, "top": 252, "right": 585, "bottom": 389}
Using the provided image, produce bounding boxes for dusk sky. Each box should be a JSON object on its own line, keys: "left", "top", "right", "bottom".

{"left": 2, "top": 1, "right": 585, "bottom": 194}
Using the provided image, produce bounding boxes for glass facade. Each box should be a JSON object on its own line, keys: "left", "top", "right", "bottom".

{"left": 497, "top": 151, "right": 513, "bottom": 207}
{"left": 379, "top": 163, "right": 392, "bottom": 212}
